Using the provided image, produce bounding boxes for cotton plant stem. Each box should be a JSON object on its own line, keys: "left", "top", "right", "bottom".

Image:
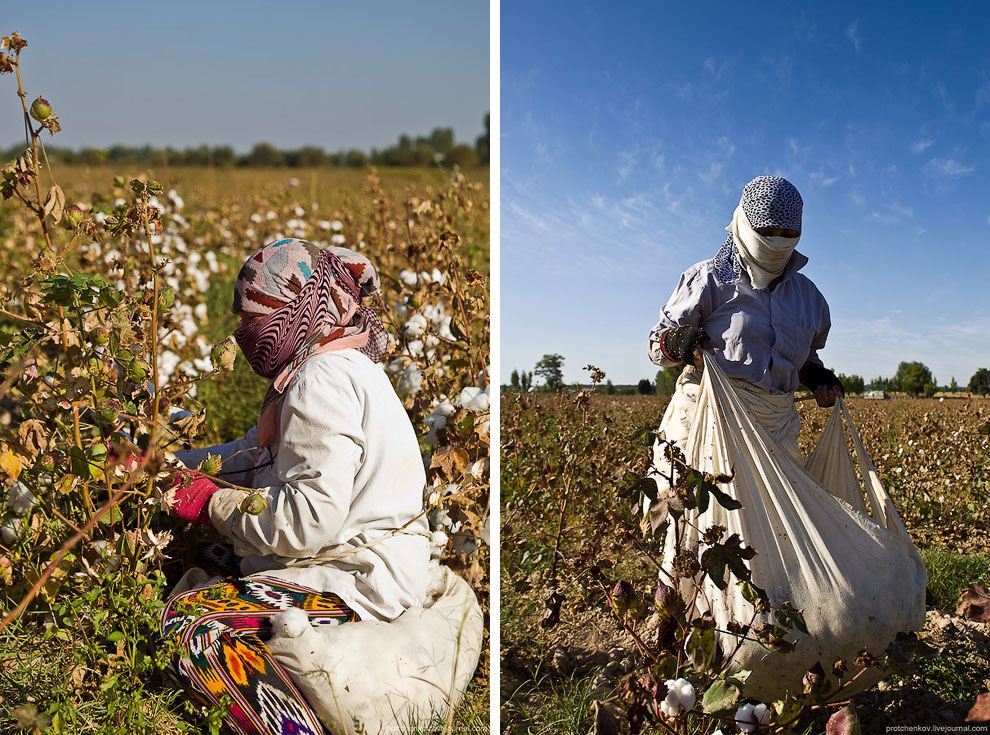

{"left": 13, "top": 48, "right": 55, "bottom": 258}
{"left": 0, "top": 468, "right": 143, "bottom": 635}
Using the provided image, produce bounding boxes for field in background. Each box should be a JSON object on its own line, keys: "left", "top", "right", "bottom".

{"left": 501, "top": 391, "right": 990, "bottom": 734}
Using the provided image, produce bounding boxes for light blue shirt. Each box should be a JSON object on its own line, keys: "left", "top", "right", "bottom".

{"left": 649, "top": 250, "right": 830, "bottom": 394}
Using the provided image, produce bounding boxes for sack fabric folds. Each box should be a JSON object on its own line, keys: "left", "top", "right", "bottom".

{"left": 651, "top": 353, "right": 926, "bottom": 699}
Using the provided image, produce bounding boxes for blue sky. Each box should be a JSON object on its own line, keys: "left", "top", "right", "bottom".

{"left": 2, "top": 1, "right": 489, "bottom": 152}
{"left": 501, "top": 2, "right": 990, "bottom": 388}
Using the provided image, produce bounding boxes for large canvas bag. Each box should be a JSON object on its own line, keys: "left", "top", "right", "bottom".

{"left": 265, "top": 563, "right": 484, "bottom": 734}
{"left": 652, "top": 353, "right": 926, "bottom": 699}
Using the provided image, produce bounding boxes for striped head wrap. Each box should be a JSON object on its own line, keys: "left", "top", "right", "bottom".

{"left": 232, "top": 238, "right": 388, "bottom": 450}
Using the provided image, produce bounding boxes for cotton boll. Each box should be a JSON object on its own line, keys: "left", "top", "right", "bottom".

{"left": 438, "top": 316, "right": 456, "bottom": 341}
{"left": 422, "top": 303, "right": 445, "bottom": 324}
{"left": 5, "top": 482, "right": 36, "bottom": 515}
{"left": 429, "top": 530, "right": 449, "bottom": 559}
{"left": 459, "top": 386, "right": 489, "bottom": 412}
{"left": 397, "top": 363, "right": 424, "bottom": 397}
{"left": 735, "top": 702, "right": 770, "bottom": 733}
{"left": 330, "top": 234, "right": 346, "bottom": 245}
{"left": 271, "top": 607, "right": 310, "bottom": 638}
{"left": 294, "top": 206, "right": 305, "bottom": 217}
{"left": 673, "top": 678, "right": 696, "bottom": 710}
{"left": 395, "top": 298, "right": 413, "bottom": 321}
{"left": 1, "top": 515, "right": 22, "bottom": 545}
{"left": 331, "top": 220, "right": 343, "bottom": 231}
{"left": 402, "top": 314, "right": 428, "bottom": 339}
{"left": 430, "top": 268, "right": 446, "bottom": 286}
{"left": 399, "top": 270, "right": 418, "bottom": 287}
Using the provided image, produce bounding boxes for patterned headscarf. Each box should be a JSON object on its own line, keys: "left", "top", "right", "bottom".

{"left": 712, "top": 176, "right": 803, "bottom": 286}
{"left": 232, "top": 238, "right": 388, "bottom": 449}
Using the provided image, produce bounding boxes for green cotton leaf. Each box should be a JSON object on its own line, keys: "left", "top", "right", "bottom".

{"left": 774, "top": 601, "right": 809, "bottom": 636}
{"left": 702, "top": 534, "right": 755, "bottom": 589}
{"left": 708, "top": 482, "right": 742, "bottom": 511}
{"left": 702, "top": 679, "right": 742, "bottom": 714}
{"left": 697, "top": 484, "right": 710, "bottom": 513}
{"left": 740, "top": 580, "right": 769, "bottom": 609}
{"left": 106, "top": 631, "right": 124, "bottom": 643}
{"left": 686, "top": 626, "right": 716, "bottom": 672}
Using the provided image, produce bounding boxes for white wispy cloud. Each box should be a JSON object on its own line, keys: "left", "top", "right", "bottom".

{"left": 925, "top": 157, "right": 975, "bottom": 177}
{"left": 910, "top": 138, "right": 933, "bottom": 154}
{"left": 810, "top": 168, "right": 839, "bottom": 186}
{"left": 846, "top": 20, "right": 862, "bottom": 53}
{"left": 867, "top": 202, "right": 914, "bottom": 225}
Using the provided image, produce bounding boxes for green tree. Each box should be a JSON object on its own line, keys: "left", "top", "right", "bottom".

{"left": 444, "top": 143, "right": 479, "bottom": 168}
{"left": 475, "top": 113, "right": 490, "bottom": 164}
{"left": 242, "top": 142, "right": 284, "bottom": 167}
{"left": 949, "top": 377, "right": 958, "bottom": 393}
{"left": 604, "top": 379, "right": 616, "bottom": 395}
{"left": 655, "top": 366, "right": 681, "bottom": 396}
{"left": 837, "top": 373, "right": 865, "bottom": 395}
{"left": 637, "top": 379, "right": 654, "bottom": 395}
{"left": 894, "top": 361, "right": 936, "bottom": 396}
{"left": 968, "top": 368, "right": 990, "bottom": 396}
{"left": 343, "top": 149, "right": 368, "bottom": 167}
{"left": 534, "top": 354, "right": 564, "bottom": 392}
{"left": 510, "top": 369, "right": 520, "bottom": 391}
{"left": 520, "top": 371, "right": 531, "bottom": 391}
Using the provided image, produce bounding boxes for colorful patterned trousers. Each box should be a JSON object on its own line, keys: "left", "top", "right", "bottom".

{"left": 159, "top": 570, "right": 358, "bottom": 735}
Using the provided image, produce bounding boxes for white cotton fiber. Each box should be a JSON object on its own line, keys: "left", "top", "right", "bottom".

{"left": 271, "top": 607, "right": 310, "bottom": 639}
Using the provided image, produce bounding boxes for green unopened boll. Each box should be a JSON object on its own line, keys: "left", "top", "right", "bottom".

{"left": 30, "top": 97, "right": 52, "bottom": 121}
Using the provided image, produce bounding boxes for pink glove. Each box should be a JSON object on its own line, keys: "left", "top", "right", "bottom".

{"left": 168, "top": 473, "right": 221, "bottom": 525}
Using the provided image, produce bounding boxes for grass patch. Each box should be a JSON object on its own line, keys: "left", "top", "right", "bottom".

{"left": 921, "top": 547, "right": 990, "bottom": 611}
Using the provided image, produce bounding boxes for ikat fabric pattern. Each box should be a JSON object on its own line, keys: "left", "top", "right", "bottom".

{"left": 739, "top": 175, "right": 803, "bottom": 233}
{"left": 160, "top": 576, "right": 358, "bottom": 735}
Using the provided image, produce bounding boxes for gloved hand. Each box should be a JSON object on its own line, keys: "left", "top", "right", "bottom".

{"left": 168, "top": 473, "right": 221, "bottom": 525}
{"left": 661, "top": 325, "right": 711, "bottom": 365}
{"left": 799, "top": 363, "right": 844, "bottom": 407}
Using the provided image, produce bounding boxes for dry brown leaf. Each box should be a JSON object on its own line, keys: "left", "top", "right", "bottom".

{"left": 957, "top": 583, "right": 990, "bottom": 623}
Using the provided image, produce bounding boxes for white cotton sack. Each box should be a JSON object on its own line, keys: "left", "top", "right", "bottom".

{"left": 656, "top": 354, "right": 926, "bottom": 701}
{"left": 265, "top": 564, "right": 483, "bottom": 735}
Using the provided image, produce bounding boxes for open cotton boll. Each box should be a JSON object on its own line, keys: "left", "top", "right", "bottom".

{"left": 459, "top": 386, "right": 489, "bottom": 412}
{"left": 271, "top": 607, "right": 311, "bottom": 639}
{"left": 1, "top": 515, "right": 22, "bottom": 545}
{"left": 736, "top": 702, "right": 771, "bottom": 732}
{"left": 402, "top": 313, "right": 428, "bottom": 339}
{"left": 660, "top": 678, "right": 696, "bottom": 717}
{"left": 6, "top": 482, "right": 36, "bottom": 516}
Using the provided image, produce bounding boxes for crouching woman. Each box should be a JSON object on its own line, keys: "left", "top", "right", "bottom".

{"left": 158, "top": 239, "right": 431, "bottom": 735}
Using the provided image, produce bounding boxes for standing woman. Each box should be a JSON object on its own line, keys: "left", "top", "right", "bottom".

{"left": 159, "top": 239, "right": 429, "bottom": 735}
{"left": 647, "top": 176, "right": 843, "bottom": 512}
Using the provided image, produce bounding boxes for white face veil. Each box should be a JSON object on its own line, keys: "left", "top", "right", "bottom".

{"left": 727, "top": 205, "right": 800, "bottom": 290}
{"left": 722, "top": 175, "right": 804, "bottom": 291}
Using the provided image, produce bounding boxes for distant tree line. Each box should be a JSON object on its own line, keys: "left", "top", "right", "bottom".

{"left": 505, "top": 355, "right": 990, "bottom": 399}
{"left": 0, "top": 115, "right": 490, "bottom": 170}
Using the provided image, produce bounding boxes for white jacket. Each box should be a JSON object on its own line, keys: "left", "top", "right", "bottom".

{"left": 176, "top": 349, "right": 430, "bottom": 621}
